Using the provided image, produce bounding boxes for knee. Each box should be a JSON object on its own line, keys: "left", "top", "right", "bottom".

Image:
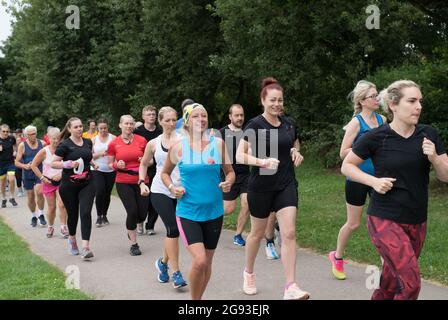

{"left": 224, "top": 203, "right": 235, "bottom": 215}
{"left": 192, "top": 257, "right": 208, "bottom": 273}
{"left": 347, "top": 221, "right": 361, "bottom": 232}
{"left": 281, "top": 229, "right": 296, "bottom": 242}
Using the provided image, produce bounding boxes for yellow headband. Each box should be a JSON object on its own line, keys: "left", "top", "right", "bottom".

{"left": 183, "top": 103, "right": 205, "bottom": 124}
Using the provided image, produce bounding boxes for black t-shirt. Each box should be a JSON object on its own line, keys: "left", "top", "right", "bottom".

{"left": 243, "top": 115, "right": 297, "bottom": 192}
{"left": 219, "top": 125, "right": 250, "bottom": 176}
{"left": 353, "top": 124, "right": 446, "bottom": 224}
{"left": 55, "top": 138, "right": 93, "bottom": 180}
{"left": 134, "top": 125, "right": 162, "bottom": 178}
{"left": 0, "top": 136, "right": 16, "bottom": 165}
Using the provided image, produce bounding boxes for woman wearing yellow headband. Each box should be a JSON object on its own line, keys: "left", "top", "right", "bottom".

{"left": 161, "top": 103, "right": 235, "bottom": 300}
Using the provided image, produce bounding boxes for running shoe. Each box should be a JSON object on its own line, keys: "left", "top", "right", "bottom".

{"left": 265, "top": 242, "right": 280, "bottom": 260}
{"left": 283, "top": 283, "right": 310, "bottom": 300}
{"left": 155, "top": 257, "right": 169, "bottom": 283}
{"left": 130, "top": 244, "right": 142, "bottom": 256}
{"left": 9, "top": 198, "right": 18, "bottom": 207}
{"left": 38, "top": 214, "right": 47, "bottom": 226}
{"left": 328, "top": 251, "right": 346, "bottom": 280}
{"left": 46, "top": 226, "right": 54, "bottom": 238}
{"left": 68, "top": 238, "right": 79, "bottom": 256}
{"left": 1, "top": 199, "right": 6, "bottom": 208}
{"left": 233, "top": 234, "right": 246, "bottom": 247}
{"left": 243, "top": 270, "right": 257, "bottom": 295}
{"left": 95, "top": 216, "right": 103, "bottom": 228}
{"left": 172, "top": 271, "right": 187, "bottom": 289}
{"left": 102, "top": 216, "right": 110, "bottom": 225}
{"left": 81, "top": 248, "right": 94, "bottom": 260}
{"left": 30, "top": 216, "right": 38, "bottom": 227}
{"left": 17, "top": 191, "right": 24, "bottom": 197}
{"left": 60, "top": 225, "right": 69, "bottom": 238}
{"left": 137, "top": 223, "right": 144, "bottom": 235}
{"left": 146, "top": 228, "right": 156, "bottom": 236}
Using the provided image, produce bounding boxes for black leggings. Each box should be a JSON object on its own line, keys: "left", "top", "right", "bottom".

{"left": 116, "top": 183, "right": 149, "bottom": 230}
{"left": 145, "top": 181, "right": 158, "bottom": 230}
{"left": 15, "top": 169, "right": 22, "bottom": 188}
{"left": 150, "top": 193, "right": 178, "bottom": 238}
{"left": 59, "top": 179, "right": 95, "bottom": 240}
{"left": 93, "top": 171, "right": 116, "bottom": 217}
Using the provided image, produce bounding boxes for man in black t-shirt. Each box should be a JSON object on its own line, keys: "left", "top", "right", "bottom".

{"left": 342, "top": 80, "right": 448, "bottom": 300}
{"left": 134, "top": 105, "right": 162, "bottom": 235}
{"left": 219, "top": 104, "right": 251, "bottom": 247}
{"left": 0, "top": 124, "right": 18, "bottom": 208}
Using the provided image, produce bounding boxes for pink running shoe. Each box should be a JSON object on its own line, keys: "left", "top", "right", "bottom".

{"left": 329, "top": 251, "right": 346, "bottom": 280}
{"left": 243, "top": 270, "right": 257, "bottom": 295}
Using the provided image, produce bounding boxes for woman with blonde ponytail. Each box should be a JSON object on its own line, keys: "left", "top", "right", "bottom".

{"left": 329, "top": 80, "right": 387, "bottom": 281}
{"left": 342, "top": 80, "right": 448, "bottom": 299}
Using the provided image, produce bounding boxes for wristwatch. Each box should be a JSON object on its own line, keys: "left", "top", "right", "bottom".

{"left": 138, "top": 179, "right": 145, "bottom": 186}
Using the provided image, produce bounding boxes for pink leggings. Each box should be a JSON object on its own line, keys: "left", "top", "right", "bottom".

{"left": 367, "top": 215, "right": 427, "bottom": 300}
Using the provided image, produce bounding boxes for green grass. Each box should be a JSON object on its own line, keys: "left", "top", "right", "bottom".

{"left": 0, "top": 217, "right": 92, "bottom": 300}
{"left": 223, "top": 158, "right": 448, "bottom": 285}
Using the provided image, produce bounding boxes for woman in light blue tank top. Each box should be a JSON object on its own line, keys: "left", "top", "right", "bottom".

{"left": 161, "top": 102, "right": 235, "bottom": 300}
{"left": 329, "top": 81, "right": 386, "bottom": 280}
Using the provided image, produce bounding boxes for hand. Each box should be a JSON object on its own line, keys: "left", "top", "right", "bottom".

{"left": 373, "top": 177, "right": 396, "bottom": 194}
{"left": 261, "top": 158, "right": 280, "bottom": 170}
{"left": 41, "top": 176, "right": 51, "bottom": 185}
{"left": 171, "top": 186, "right": 186, "bottom": 199}
{"left": 140, "top": 183, "right": 150, "bottom": 196}
{"left": 24, "top": 163, "right": 32, "bottom": 170}
{"left": 91, "top": 162, "right": 99, "bottom": 170}
{"left": 291, "top": 150, "right": 304, "bottom": 167}
{"left": 0, "top": 145, "right": 3, "bottom": 152}
{"left": 219, "top": 180, "right": 232, "bottom": 193}
{"left": 52, "top": 174, "right": 61, "bottom": 182}
{"left": 117, "top": 160, "right": 126, "bottom": 169}
{"left": 423, "top": 137, "right": 437, "bottom": 162}
{"left": 72, "top": 161, "right": 80, "bottom": 169}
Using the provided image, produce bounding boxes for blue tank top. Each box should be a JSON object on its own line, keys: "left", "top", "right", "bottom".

{"left": 176, "top": 136, "right": 223, "bottom": 222}
{"left": 22, "top": 140, "right": 43, "bottom": 179}
{"left": 352, "top": 113, "right": 384, "bottom": 175}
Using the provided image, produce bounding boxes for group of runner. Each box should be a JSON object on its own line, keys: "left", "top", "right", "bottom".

{"left": 1, "top": 77, "right": 447, "bottom": 300}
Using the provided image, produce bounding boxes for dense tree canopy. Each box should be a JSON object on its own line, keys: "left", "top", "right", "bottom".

{"left": 1, "top": 0, "right": 447, "bottom": 166}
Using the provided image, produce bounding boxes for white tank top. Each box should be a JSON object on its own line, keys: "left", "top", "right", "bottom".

{"left": 150, "top": 134, "right": 181, "bottom": 198}
{"left": 43, "top": 146, "right": 62, "bottom": 179}
{"left": 93, "top": 134, "right": 114, "bottom": 172}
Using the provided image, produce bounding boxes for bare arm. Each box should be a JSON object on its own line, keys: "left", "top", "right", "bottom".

{"left": 161, "top": 141, "right": 185, "bottom": 198}
{"left": 218, "top": 138, "right": 235, "bottom": 193}
{"left": 139, "top": 140, "right": 155, "bottom": 182}
{"left": 14, "top": 143, "right": 28, "bottom": 170}
{"left": 340, "top": 118, "right": 360, "bottom": 160}
{"left": 423, "top": 137, "right": 448, "bottom": 182}
{"left": 30, "top": 148, "right": 47, "bottom": 181}
{"left": 341, "top": 151, "right": 396, "bottom": 194}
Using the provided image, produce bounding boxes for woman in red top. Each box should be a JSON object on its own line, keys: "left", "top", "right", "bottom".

{"left": 108, "top": 115, "right": 149, "bottom": 256}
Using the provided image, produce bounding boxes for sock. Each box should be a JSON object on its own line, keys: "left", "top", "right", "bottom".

{"left": 244, "top": 269, "right": 253, "bottom": 275}
{"left": 32, "top": 212, "right": 37, "bottom": 218}
{"left": 266, "top": 237, "right": 274, "bottom": 245}
{"left": 335, "top": 255, "right": 343, "bottom": 260}
{"left": 37, "top": 209, "right": 44, "bottom": 216}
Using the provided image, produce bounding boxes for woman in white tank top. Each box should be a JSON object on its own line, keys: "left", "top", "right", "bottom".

{"left": 92, "top": 119, "right": 116, "bottom": 227}
{"left": 139, "top": 106, "right": 187, "bottom": 289}
{"left": 30, "top": 127, "right": 68, "bottom": 238}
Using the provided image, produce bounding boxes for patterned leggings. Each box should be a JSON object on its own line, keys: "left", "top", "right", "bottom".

{"left": 367, "top": 215, "right": 427, "bottom": 300}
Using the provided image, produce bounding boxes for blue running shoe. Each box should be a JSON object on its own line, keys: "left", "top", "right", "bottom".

{"left": 155, "top": 258, "right": 169, "bottom": 283}
{"left": 172, "top": 271, "right": 187, "bottom": 289}
{"left": 38, "top": 214, "right": 47, "bottom": 226}
{"left": 30, "top": 217, "right": 38, "bottom": 227}
{"left": 68, "top": 238, "right": 79, "bottom": 256}
{"left": 233, "top": 234, "right": 246, "bottom": 247}
{"left": 265, "top": 242, "right": 280, "bottom": 260}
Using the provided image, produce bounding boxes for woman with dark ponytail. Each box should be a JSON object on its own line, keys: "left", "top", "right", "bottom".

{"left": 236, "top": 77, "right": 309, "bottom": 300}
{"left": 52, "top": 117, "right": 97, "bottom": 260}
